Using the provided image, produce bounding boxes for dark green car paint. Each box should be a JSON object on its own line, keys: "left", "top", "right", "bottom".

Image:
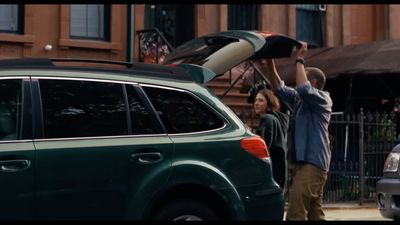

{"left": 0, "top": 143, "right": 36, "bottom": 219}
{"left": 164, "top": 133, "right": 283, "bottom": 220}
{"left": 33, "top": 136, "right": 174, "bottom": 219}
{"left": 0, "top": 29, "right": 295, "bottom": 220}
{"left": 0, "top": 68, "right": 284, "bottom": 220}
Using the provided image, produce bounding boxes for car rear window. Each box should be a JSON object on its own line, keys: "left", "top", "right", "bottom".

{"left": 143, "top": 86, "right": 225, "bottom": 134}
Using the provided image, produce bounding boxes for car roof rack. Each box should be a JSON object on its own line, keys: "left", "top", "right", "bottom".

{"left": 0, "top": 57, "right": 193, "bottom": 81}
{"left": 51, "top": 58, "right": 135, "bottom": 67}
{"left": 0, "top": 57, "right": 134, "bottom": 67}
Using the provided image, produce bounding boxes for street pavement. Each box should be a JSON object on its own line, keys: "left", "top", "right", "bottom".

{"left": 324, "top": 208, "right": 390, "bottom": 221}
{"left": 284, "top": 202, "right": 392, "bottom": 221}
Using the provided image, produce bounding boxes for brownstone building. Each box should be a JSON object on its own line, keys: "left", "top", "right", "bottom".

{"left": 1, "top": 4, "right": 399, "bottom": 117}
{"left": 2, "top": 4, "right": 400, "bottom": 61}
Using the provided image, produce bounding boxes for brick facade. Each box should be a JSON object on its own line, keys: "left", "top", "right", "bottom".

{"left": 0, "top": 4, "right": 398, "bottom": 61}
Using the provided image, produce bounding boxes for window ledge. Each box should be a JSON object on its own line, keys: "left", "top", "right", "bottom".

{"left": 59, "top": 39, "right": 119, "bottom": 51}
{"left": 0, "top": 34, "right": 35, "bottom": 44}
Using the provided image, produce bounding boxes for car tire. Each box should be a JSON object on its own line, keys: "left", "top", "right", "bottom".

{"left": 153, "top": 199, "right": 219, "bottom": 221}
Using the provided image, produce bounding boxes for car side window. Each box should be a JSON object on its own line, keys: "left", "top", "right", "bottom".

{"left": 0, "top": 79, "right": 22, "bottom": 141}
{"left": 143, "top": 86, "right": 225, "bottom": 134}
{"left": 39, "top": 79, "right": 128, "bottom": 138}
{"left": 125, "top": 85, "right": 158, "bottom": 134}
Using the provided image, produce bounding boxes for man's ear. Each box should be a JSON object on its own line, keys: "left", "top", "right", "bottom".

{"left": 310, "top": 79, "right": 317, "bottom": 87}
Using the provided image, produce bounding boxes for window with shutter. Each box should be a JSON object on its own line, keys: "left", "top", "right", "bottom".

{"left": 70, "top": 4, "right": 110, "bottom": 41}
{"left": 0, "top": 5, "right": 23, "bottom": 34}
{"left": 228, "top": 5, "right": 259, "bottom": 30}
{"left": 296, "top": 4, "right": 325, "bottom": 48}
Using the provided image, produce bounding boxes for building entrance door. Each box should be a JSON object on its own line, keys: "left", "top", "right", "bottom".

{"left": 144, "top": 4, "right": 194, "bottom": 48}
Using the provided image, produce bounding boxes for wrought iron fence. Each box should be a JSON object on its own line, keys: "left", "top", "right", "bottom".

{"left": 322, "top": 109, "right": 398, "bottom": 204}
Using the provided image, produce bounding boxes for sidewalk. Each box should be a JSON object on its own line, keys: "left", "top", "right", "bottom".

{"left": 284, "top": 202, "right": 391, "bottom": 220}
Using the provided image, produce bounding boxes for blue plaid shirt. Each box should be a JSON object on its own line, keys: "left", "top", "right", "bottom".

{"left": 277, "top": 81, "right": 333, "bottom": 171}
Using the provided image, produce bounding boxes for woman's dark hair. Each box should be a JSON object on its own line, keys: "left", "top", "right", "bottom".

{"left": 256, "top": 89, "right": 280, "bottom": 113}
{"left": 248, "top": 81, "right": 269, "bottom": 103}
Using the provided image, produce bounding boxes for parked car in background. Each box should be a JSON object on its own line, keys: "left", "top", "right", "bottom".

{"left": 0, "top": 30, "right": 299, "bottom": 220}
{"left": 377, "top": 143, "right": 400, "bottom": 220}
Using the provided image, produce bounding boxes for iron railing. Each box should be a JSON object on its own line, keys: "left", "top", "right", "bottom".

{"left": 322, "top": 109, "right": 398, "bottom": 204}
{"left": 136, "top": 28, "right": 175, "bottom": 64}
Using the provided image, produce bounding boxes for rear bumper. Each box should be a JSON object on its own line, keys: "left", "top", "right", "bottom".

{"left": 376, "top": 178, "right": 400, "bottom": 220}
{"left": 230, "top": 185, "right": 284, "bottom": 220}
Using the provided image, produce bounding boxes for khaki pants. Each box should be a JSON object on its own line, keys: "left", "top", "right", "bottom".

{"left": 286, "top": 163, "right": 328, "bottom": 221}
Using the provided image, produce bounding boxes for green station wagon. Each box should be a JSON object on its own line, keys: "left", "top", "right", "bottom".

{"left": 0, "top": 31, "right": 299, "bottom": 220}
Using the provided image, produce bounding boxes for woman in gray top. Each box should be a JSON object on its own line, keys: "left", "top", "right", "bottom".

{"left": 254, "top": 89, "right": 290, "bottom": 189}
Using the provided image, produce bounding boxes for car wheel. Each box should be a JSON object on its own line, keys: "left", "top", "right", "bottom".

{"left": 153, "top": 199, "right": 219, "bottom": 221}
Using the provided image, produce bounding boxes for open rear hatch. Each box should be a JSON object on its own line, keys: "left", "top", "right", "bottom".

{"left": 163, "top": 30, "right": 301, "bottom": 84}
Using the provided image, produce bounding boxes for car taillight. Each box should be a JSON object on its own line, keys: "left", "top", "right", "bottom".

{"left": 240, "top": 136, "right": 269, "bottom": 160}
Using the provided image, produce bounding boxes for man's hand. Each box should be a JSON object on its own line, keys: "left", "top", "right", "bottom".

{"left": 296, "top": 41, "right": 308, "bottom": 59}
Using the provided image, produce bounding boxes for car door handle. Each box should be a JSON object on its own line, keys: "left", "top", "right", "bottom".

{"left": 131, "top": 152, "right": 163, "bottom": 164}
{"left": 0, "top": 159, "right": 31, "bottom": 172}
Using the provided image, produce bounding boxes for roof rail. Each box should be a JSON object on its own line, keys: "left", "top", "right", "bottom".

{"left": 0, "top": 57, "right": 193, "bottom": 82}
{"left": 0, "top": 57, "right": 136, "bottom": 68}
{"left": 51, "top": 58, "right": 135, "bottom": 67}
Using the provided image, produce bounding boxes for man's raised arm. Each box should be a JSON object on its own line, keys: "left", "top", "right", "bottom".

{"left": 295, "top": 41, "right": 308, "bottom": 87}
{"left": 265, "top": 58, "right": 282, "bottom": 93}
